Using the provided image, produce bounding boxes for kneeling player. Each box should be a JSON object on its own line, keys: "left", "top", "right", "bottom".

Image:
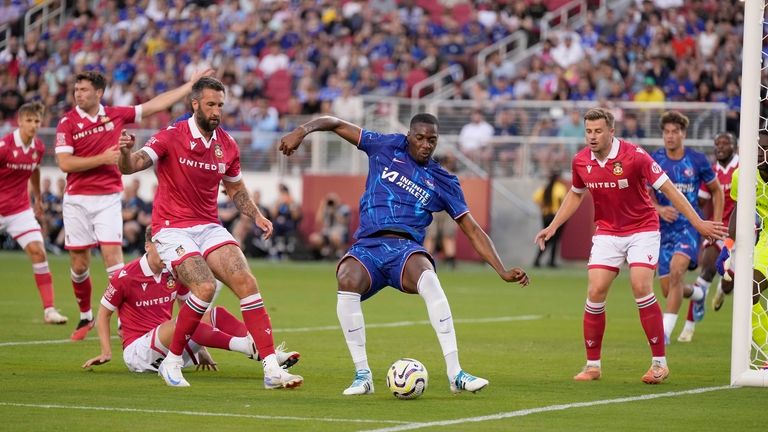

{"left": 82, "top": 228, "right": 299, "bottom": 377}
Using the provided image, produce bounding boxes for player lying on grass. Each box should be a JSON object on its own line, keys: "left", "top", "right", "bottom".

{"left": 82, "top": 227, "right": 299, "bottom": 374}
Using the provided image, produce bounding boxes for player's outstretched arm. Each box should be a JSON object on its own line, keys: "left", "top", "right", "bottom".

{"left": 534, "top": 189, "right": 584, "bottom": 250}
{"left": 140, "top": 68, "right": 214, "bottom": 117}
{"left": 82, "top": 305, "right": 114, "bottom": 368}
{"left": 223, "top": 179, "right": 274, "bottom": 239}
{"left": 57, "top": 148, "right": 121, "bottom": 173}
{"left": 117, "top": 130, "right": 154, "bottom": 174}
{"left": 658, "top": 179, "right": 728, "bottom": 240}
{"left": 279, "top": 116, "right": 362, "bottom": 156}
{"left": 456, "top": 213, "right": 529, "bottom": 286}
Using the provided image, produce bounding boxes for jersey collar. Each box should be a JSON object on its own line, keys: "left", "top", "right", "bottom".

{"left": 12, "top": 129, "right": 33, "bottom": 154}
{"left": 590, "top": 137, "right": 620, "bottom": 166}
{"left": 139, "top": 254, "right": 163, "bottom": 283}
{"left": 188, "top": 117, "right": 217, "bottom": 148}
{"left": 75, "top": 104, "right": 106, "bottom": 123}
{"left": 717, "top": 154, "right": 739, "bottom": 172}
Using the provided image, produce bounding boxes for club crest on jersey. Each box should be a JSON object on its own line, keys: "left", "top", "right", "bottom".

{"left": 214, "top": 145, "right": 223, "bottom": 159}
{"left": 612, "top": 162, "right": 623, "bottom": 176}
{"left": 32, "top": 152, "right": 38, "bottom": 160}
{"left": 175, "top": 245, "right": 185, "bottom": 257}
{"left": 166, "top": 277, "right": 176, "bottom": 291}
{"left": 424, "top": 178, "right": 435, "bottom": 189}
{"left": 100, "top": 116, "right": 111, "bottom": 123}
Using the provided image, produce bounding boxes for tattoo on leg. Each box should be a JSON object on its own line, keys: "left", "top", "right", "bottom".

{"left": 175, "top": 256, "right": 216, "bottom": 294}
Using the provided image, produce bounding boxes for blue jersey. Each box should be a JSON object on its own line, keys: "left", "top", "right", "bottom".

{"left": 355, "top": 129, "right": 469, "bottom": 244}
{"left": 651, "top": 147, "right": 715, "bottom": 233}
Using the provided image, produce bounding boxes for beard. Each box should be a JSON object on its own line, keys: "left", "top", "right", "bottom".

{"left": 195, "top": 111, "right": 220, "bottom": 133}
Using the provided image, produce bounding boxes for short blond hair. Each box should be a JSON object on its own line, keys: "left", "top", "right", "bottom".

{"left": 583, "top": 108, "right": 614, "bottom": 128}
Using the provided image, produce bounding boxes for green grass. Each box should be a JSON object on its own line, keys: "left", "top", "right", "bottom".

{"left": 0, "top": 251, "right": 761, "bottom": 431}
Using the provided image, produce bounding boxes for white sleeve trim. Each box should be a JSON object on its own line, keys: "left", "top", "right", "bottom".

{"left": 141, "top": 146, "right": 158, "bottom": 162}
{"left": 699, "top": 189, "right": 712, "bottom": 199}
{"left": 55, "top": 146, "right": 74, "bottom": 154}
{"left": 222, "top": 173, "right": 243, "bottom": 183}
{"left": 452, "top": 210, "right": 470, "bottom": 220}
{"left": 101, "top": 297, "right": 117, "bottom": 311}
{"left": 651, "top": 173, "right": 669, "bottom": 190}
{"left": 134, "top": 105, "right": 143, "bottom": 123}
{"left": 176, "top": 292, "right": 189, "bottom": 302}
{"left": 571, "top": 185, "right": 587, "bottom": 194}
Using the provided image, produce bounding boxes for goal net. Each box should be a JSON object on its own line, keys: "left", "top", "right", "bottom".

{"left": 731, "top": 0, "right": 768, "bottom": 386}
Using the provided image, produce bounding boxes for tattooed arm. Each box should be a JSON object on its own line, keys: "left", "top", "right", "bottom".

{"left": 117, "top": 130, "right": 154, "bottom": 174}
{"left": 223, "top": 179, "right": 274, "bottom": 239}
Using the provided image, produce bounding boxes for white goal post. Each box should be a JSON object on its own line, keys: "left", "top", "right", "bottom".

{"left": 730, "top": 0, "right": 768, "bottom": 386}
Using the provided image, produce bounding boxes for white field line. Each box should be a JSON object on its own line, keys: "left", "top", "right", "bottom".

{"left": 0, "top": 315, "right": 542, "bottom": 348}
{"left": 359, "top": 385, "right": 736, "bottom": 432}
{"left": 0, "top": 402, "right": 413, "bottom": 425}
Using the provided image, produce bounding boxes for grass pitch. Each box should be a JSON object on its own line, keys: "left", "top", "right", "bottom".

{"left": 0, "top": 251, "right": 762, "bottom": 431}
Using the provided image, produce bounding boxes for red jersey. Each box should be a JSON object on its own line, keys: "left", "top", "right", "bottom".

{"left": 571, "top": 138, "right": 669, "bottom": 236}
{"left": 0, "top": 130, "right": 44, "bottom": 216}
{"left": 100, "top": 255, "right": 189, "bottom": 348}
{"left": 140, "top": 117, "right": 242, "bottom": 234}
{"left": 55, "top": 104, "right": 141, "bottom": 195}
{"left": 699, "top": 155, "right": 738, "bottom": 227}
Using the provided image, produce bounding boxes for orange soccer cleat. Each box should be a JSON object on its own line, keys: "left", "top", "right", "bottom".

{"left": 573, "top": 365, "right": 601, "bottom": 381}
{"left": 641, "top": 362, "right": 670, "bottom": 384}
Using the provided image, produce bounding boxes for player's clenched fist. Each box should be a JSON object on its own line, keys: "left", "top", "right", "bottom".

{"left": 118, "top": 129, "right": 136, "bottom": 152}
{"left": 279, "top": 128, "right": 306, "bottom": 156}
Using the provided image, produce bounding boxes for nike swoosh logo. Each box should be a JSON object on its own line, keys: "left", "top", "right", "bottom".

{"left": 164, "top": 370, "right": 182, "bottom": 385}
{"left": 439, "top": 316, "right": 452, "bottom": 323}
{"left": 348, "top": 327, "right": 363, "bottom": 333}
{"left": 393, "top": 158, "right": 405, "bottom": 164}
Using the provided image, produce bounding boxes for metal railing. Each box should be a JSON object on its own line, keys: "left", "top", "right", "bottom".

{"left": 0, "top": 0, "right": 66, "bottom": 52}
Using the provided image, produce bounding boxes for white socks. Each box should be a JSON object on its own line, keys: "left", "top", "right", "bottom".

{"left": 337, "top": 291, "right": 370, "bottom": 372}
{"left": 417, "top": 270, "right": 461, "bottom": 378}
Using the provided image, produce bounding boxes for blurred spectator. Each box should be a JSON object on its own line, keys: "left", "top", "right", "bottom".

{"left": 618, "top": 112, "right": 647, "bottom": 139}
{"left": 122, "top": 179, "right": 151, "bottom": 255}
{"left": 248, "top": 98, "right": 279, "bottom": 155}
{"left": 719, "top": 81, "right": 741, "bottom": 134}
{"left": 232, "top": 190, "right": 272, "bottom": 258}
{"left": 270, "top": 183, "right": 302, "bottom": 260}
{"left": 331, "top": 82, "right": 363, "bottom": 124}
{"left": 557, "top": 109, "right": 583, "bottom": 154}
{"left": 458, "top": 109, "right": 494, "bottom": 163}
{"left": 308, "top": 192, "right": 350, "bottom": 260}
{"left": 551, "top": 34, "right": 584, "bottom": 69}
{"left": 633, "top": 77, "right": 666, "bottom": 103}
{"left": 532, "top": 170, "right": 567, "bottom": 268}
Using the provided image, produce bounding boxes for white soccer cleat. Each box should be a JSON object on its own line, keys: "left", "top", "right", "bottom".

{"left": 43, "top": 307, "right": 68, "bottom": 324}
{"left": 158, "top": 357, "right": 190, "bottom": 387}
{"left": 264, "top": 366, "right": 303, "bottom": 389}
{"left": 342, "top": 369, "right": 374, "bottom": 395}
{"left": 275, "top": 341, "right": 301, "bottom": 369}
{"left": 712, "top": 285, "right": 726, "bottom": 311}
{"left": 247, "top": 338, "right": 301, "bottom": 369}
{"left": 677, "top": 327, "right": 695, "bottom": 343}
{"left": 449, "top": 370, "right": 489, "bottom": 394}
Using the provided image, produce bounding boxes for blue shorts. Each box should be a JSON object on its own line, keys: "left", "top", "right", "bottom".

{"left": 658, "top": 225, "right": 700, "bottom": 277}
{"left": 340, "top": 236, "right": 433, "bottom": 301}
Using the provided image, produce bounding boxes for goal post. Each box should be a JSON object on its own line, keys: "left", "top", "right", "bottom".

{"left": 730, "top": 0, "right": 767, "bottom": 386}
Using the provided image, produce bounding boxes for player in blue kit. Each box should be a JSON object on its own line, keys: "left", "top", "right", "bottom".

{"left": 650, "top": 111, "right": 723, "bottom": 344}
{"left": 279, "top": 114, "right": 529, "bottom": 396}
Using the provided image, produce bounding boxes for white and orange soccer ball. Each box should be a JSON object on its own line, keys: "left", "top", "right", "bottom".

{"left": 386, "top": 358, "right": 428, "bottom": 399}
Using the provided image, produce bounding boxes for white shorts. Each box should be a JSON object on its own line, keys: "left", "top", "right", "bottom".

{"left": 153, "top": 223, "right": 239, "bottom": 272}
{"left": 0, "top": 208, "right": 44, "bottom": 249}
{"left": 122, "top": 325, "right": 196, "bottom": 373}
{"left": 588, "top": 231, "right": 660, "bottom": 272}
{"left": 63, "top": 193, "right": 122, "bottom": 249}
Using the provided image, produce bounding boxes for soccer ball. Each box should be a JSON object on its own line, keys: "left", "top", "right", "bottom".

{"left": 386, "top": 358, "right": 428, "bottom": 399}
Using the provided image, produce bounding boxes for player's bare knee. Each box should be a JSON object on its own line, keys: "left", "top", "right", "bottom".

{"left": 24, "top": 242, "right": 46, "bottom": 262}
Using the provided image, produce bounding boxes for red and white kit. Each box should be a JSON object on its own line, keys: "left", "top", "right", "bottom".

{"left": 56, "top": 105, "right": 142, "bottom": 248}
{"left": 101, "top": 255, "right": 191, "bottom": 371}
{"left": 0, "top": 129, "right": 45, "bottom": 247}
{"left": 571, "top": 138, "right": 670, "bottom": 270}
{"left": 140, "top": 117, "right": 242, "bottom": 268}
